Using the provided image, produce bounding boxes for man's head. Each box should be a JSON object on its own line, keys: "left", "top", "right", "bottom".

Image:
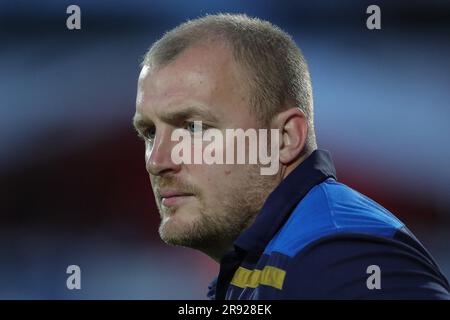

{"left": 134, "top": 14, "right": 316, "bottom": 260}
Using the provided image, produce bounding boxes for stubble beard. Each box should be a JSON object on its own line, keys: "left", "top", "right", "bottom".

{"left": 155, "top": 167, "right": 280, "bottom": 254}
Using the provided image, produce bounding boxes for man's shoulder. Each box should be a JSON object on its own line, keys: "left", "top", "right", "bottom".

{"left": 256, "top": 178, "right": 450, "bottom": 299}
{"left": 264, "top": 178, "right": 404, "bottom": 258}
{"left": 275, "top": 234, "right": 450, "bottom": 299}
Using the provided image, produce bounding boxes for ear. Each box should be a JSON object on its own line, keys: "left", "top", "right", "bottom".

{"left": 271, "top": 108, "right": 308, "bottom": 166}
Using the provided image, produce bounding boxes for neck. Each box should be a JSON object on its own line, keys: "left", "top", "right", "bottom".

{"left": 204, "top": 149, "right": 315, "bottom": 262}
{"left": 198, "top": 243, "right": 235, "bottom": 263}
{"left": 281, "top": 149, "right": 313, "bottom": 180}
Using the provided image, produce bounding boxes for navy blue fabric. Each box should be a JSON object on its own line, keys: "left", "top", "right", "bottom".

{"left": 281, "top": 234, "right": 450, "bottom": 299}
{"left": 208, "top": 149, "right": 450, "bottom": 300}
{"left": 263, "top": 178, "right": 404, "bottom": 257}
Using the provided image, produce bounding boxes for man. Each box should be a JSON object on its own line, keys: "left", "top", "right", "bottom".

{"left": 133, "top": 14, "right": 450, "bottom": 299}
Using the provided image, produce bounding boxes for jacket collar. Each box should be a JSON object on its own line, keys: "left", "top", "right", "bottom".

{"left": 234, "top": 149, "right": 337, "bottom": 255}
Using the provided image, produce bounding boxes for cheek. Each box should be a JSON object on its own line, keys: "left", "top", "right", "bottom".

{"left": 188, "top": 164, "right": 232, "bottom": 193}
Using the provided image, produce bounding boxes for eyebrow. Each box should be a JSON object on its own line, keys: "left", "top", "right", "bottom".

{"left": 161, "top": 106, "right": 219, "bottom": 124}
{"left": 133, "top": 106, "right": 219, "bottom": 132}
{"left": 132, "top": 114, "right": 152, "bottom": 133}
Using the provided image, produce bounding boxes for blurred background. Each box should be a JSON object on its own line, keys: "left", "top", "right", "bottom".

{"left": 0, "top": 0, "right": 449, "bottom": 299}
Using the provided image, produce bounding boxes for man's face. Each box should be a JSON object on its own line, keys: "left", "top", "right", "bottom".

{"left": 134, "top": 43, "right": 280, "bottom": 255}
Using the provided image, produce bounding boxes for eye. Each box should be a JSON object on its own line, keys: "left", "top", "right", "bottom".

{"left": 186, "top": 121, "right": 200, "bottom": 133}
{"left": 142, "top": 126, "right": 156, "bottom": 141}
{"left": 185, "top": 121, "right": 209, "bottom": 133}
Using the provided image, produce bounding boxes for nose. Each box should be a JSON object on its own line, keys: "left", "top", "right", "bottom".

{"left": 146, "top": 129, "right": 182, "bottom": 176}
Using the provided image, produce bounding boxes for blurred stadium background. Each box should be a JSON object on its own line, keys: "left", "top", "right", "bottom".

{"left": 0, "top": 0, "right": 449, "bottom": 299}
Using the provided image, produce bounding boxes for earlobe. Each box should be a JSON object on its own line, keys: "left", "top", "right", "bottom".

{"left": 276, "top": 108, "right": 308, "bottom": 165}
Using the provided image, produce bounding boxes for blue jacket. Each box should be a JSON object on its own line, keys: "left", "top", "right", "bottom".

{"left": 207, "top": 150, "right": 450, "bottom": 299}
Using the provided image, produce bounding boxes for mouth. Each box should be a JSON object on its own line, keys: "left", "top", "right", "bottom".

{"left": 159, "top": 189, "right": 195, "bottom": 207}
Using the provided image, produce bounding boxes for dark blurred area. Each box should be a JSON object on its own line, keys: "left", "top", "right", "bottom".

{"left": 0, "top": 0, "right": 449, "bottom": 299}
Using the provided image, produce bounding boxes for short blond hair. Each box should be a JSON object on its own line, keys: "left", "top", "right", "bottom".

{"left": 142, "top": 13, "right": 316, "bottom": 153}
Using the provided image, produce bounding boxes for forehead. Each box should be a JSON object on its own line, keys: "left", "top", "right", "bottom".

{"left": 136, "top": 43, "right": 251, "bottom": 123}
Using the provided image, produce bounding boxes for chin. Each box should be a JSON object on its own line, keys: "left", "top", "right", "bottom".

{"left": 158, "top": 208, "right": 201, "bottom": 246}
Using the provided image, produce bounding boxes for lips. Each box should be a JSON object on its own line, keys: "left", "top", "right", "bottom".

{"left": 159, "top": 189, "right": 194, "bottom": 207}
